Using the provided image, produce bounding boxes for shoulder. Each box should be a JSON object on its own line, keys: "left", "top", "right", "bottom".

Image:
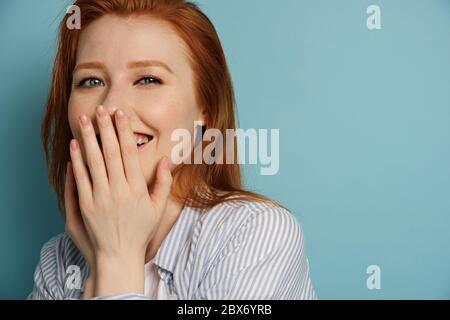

{"left": 29, "top": 232, "right": 87, "bottom": 299}
{"left": 200, "top": 199, "right": 302, "bottom": 238}
{"left": 38, "top": 232, "right": 85, "bottom": 270}
{"left": 193, "top": 199, "right": 305, "bottom": 260}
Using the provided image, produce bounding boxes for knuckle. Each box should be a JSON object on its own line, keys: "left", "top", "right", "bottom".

{"left": 103, "top": 146, "right": 117, "bottom": 162}
{"left": 98, "top": 118, "right": 109, "bottom": 129}
{"left": 112, "top": 188, "right": 128, "bottom": 203}
{"left": 76, "top": 172, "right": 89, "bottom": 185}
{"left": 79, "top": 200, "right": 93, "bottom": 216}
{"left": 81, "top": 126, "right": 93, "bottom": 138}
{"left": 121, "top": 142, "right": 137, "bottom": 158}
{"left": 88, "top": 154, "right": 103, "bottom": 169}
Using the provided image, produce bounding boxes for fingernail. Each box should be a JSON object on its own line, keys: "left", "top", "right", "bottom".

{"left": 96, "top": 105, "right": 106, "bottom": 118}
{"left": 116, "top": 109, "right": 125, "bottom": 120}
{"left": 79, "top": 114, "right": 90, "bottom": 128}
{"left": 70, "top": 139, "right": 78, "bottom": 151}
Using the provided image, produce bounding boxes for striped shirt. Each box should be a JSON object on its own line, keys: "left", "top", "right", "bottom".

{"left": 27, "top": 200, "right": 317, "bottom": 300}
{"left": 144, "top": 258, "right": 164, "bottom": 298}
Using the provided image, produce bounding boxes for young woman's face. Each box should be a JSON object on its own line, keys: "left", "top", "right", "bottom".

{"left": 68, "top": 14, "right": 204, "bottom": 186}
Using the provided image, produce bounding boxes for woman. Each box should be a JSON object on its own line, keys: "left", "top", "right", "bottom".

{"left": 28, "top": 0, "right": 316, "bottom": 300}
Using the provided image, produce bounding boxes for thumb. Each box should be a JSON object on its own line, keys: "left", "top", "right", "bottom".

{"left": 150, "top": 156, "right": 173, "bottom": 210}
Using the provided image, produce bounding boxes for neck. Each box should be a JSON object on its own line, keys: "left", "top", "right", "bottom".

{"left": 144, "top": 194, "right": 184, "bottom": 263}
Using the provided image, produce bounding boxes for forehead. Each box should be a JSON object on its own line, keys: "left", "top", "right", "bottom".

{"left": 76, "top": 14, "right": 190, "bottom": 71}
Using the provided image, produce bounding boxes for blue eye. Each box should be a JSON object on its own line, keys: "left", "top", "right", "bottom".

{"left": 77, "top": 78, "right": 104, "bottom": 88}
{"left": 136, "top": 76, "right": 162, "bottom": 85}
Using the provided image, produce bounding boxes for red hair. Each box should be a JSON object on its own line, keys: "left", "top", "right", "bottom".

{"left": 41, "top": 0, "right": 280, "bottom": 213}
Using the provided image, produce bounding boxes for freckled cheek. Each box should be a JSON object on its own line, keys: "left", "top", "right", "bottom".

{"left": 142, "top": 101, "right": 186, "bottom": 136}
{"left": 67, "top": 98, "right": 96, "bottom": 139}
{"left": 142, "top": 104, "right": 196, "bottom": 158}
{"left": 157, "top": 124, "right": 196, "bottom": 166}
{"left": 67, "top": 106, "right": 82, "bottom": 139}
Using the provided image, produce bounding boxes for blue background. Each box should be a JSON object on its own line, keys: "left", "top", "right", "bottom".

{"left": 1, "top": 0, "right": 449, "bottom": 299}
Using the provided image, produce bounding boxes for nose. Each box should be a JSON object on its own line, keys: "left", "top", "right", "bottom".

{"left": 91, "top": 89, "right": 132, "bottom": 136}
{"left": 103, "top": 105, "right": 119, "bottom": 118}
{"left": 101, "top": 86, "right": 131, "bottom": 119}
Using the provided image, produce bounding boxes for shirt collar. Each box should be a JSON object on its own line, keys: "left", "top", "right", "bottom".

{"left": 152, "top": 205, "right": 201, "bottom": 275}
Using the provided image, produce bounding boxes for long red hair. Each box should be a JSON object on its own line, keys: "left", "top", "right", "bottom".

{"left": 41, "top": 0, "right": 280, "bottom": 213}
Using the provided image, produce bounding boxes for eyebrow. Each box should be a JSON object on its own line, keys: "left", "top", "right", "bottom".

{"left": 73, "top": 60, "right": 174, "bottom": 74}
{"left": 73, "top": 61, "right": 106, "bottom": 74}
{"left": 127, "top": 60, "right": 174, "bottom": 74}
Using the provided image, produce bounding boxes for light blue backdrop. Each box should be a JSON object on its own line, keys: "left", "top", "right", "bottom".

{"left": 1, "top": 0, "right": 449, "bottom": 299}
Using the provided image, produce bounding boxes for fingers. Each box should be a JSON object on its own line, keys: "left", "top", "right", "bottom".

{"left": 150, "top": 157, "right": 173, "bottom": 210}
{"left": 78, "top": 114, "right": 109, "bottom": 194}
{"left": 115, "top": 109, "right": 147, "bottom": 192}
{"left": 64, "top": 161, "right": 76, "bottom": 220}
{"left": 64, "top": 161, "right": 83, "bottom": 234}
{"left": 65, "top": 161, "right": 96, "bottom": 269}
{"left": 95, "top": 105, "right": 126, "bottom": 188}
{"left": 69, "top": 139, "right": 93, "bottom": 209}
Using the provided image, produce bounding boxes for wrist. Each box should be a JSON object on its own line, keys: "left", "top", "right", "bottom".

{"left": 94, "top": 254, "right": 145, "bottom": 297}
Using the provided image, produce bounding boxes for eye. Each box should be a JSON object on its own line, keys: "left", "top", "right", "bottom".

{"left": 77, "top": 78, "right": 105, "bottom": 88}
{"left": 135, "top": 76, "right": 162, "bottom": 86}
